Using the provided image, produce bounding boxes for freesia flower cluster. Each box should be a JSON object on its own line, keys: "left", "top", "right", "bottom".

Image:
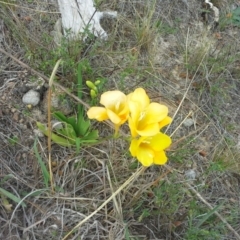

{"left": 87, "top": 88, "right": 172, "bottom": 167}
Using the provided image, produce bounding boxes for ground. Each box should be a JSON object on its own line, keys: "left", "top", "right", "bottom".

{"left": 0, "top": 0, "right": 240, "bottom": 239}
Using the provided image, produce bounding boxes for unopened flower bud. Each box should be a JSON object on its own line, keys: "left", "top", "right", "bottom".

{"left": 86, "top": 81, "right": 97, "bottom": 91}
{"left": 90, "top": 89, "right": 97, "bottom": 98}
{"left": 94, "top": 80, "right": 101, "bottom": 85}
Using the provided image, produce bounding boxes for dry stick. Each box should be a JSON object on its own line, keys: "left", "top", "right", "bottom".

{"left": 48, "top": 59, "right": 62, "bottom": 193}
{"left": 62, "top": 166, "right": 146, "bottom": 240}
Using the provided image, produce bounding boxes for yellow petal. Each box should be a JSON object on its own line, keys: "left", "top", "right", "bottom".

{"left": 128, "top": 101, "right": 141, "bottom": 121}
{"left": 153, "top": 151, "right": 168, "bottom": 165}
{"left": 159, "top": 116, "right": 172, "bottom": 129}
{"left": 136, "top": 143, "right": 154, "bottom": 167}
{"left": 149, "top": 133, "right": 172, "bottom": 151}
{"left": 100, "top": 91, "right": 126, "bottom": 109}
{"left": 144, "top": 103, "right": 168, "bottom": 124}
{"left": 129, "top": 138, "right": 139, "bottom": 157}
{"left": 106, "top": 109, "right": 122, "bottom": 125}
{"left": 87, "top": 107, "right": 108, "bottom": 121}
{"left": 128, "top": 117, "right": 138, "bottom": 137}
{"left": 136, "top": 123, "right": 160, "bottom": 137}
{"left": 128, "top": 88, "right": 150, "bottom": 110}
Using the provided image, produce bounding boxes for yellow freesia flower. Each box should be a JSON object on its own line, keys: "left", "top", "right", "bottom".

{"left": 128, "top": 88, "right": 171, "bottom": 137}
{"left": 129, "top": 132, "right": 171, "bottom": 167}
{"left": 87, "top": 90, "right": 129, "bottom": 130}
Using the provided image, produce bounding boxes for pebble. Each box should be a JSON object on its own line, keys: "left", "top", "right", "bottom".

{"left": 22, "top": 90, "right": 40, "bottom": 106}
{"left": 13, "top": 112, "right": 19, "bottom": 121}
{"left": 185, "top": 169, "right": 196, "bottom": 180}
{"left": 183, "top": 118, "right": 195, "bottom": 127}
{"left": 33, "top": 129, "right": 45, "bottom": 138}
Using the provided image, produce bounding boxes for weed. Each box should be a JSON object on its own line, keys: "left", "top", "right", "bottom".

{"left": 33, "top": 138, "right": 50, "bottom": 188}
{"left": 8, "top": 135, "right": 18, "bottom": 145}
{"left": 37, "top": 63, "right": 99, "bottom": 152}
{"left": 0, "top": 175, "right": 26, "bottom": 211}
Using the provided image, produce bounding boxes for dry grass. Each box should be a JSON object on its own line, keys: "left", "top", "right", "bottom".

{"left": 0, "top": 0, "right": 240, "bottom": 239}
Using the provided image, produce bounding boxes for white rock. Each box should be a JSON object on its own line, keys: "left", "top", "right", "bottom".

{"left": 33, "top": 129, "right": 45, "bottom": 138}
{"left": 57, "top": 0, "right": 117, "bottom": 40}
{"left": 185, "top": 169, "right": 196, "bottom": 180}
{"left": 22, "top": 90, "right": 40, "bottom": 106}
{"left": 183, "top": 118, "right": 195, "bottom": 127}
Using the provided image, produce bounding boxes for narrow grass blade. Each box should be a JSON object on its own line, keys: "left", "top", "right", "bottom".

{"left": 0, "top": 174, "right": 14, "bottom": 185}
{"left": 0, "top": 187, "right": 26, "bottom": 208}
{"left": 33, "top": 138, "right": 50, "bottom": 188}
{"left": 197, "top": 201, "right": 225, "bottom": 228}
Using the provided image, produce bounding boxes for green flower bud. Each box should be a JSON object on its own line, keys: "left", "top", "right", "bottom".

{"left": 86, "top": 80, "right": 97, "bottom": 91}
{"left": 90, "top": 89, "right": 97, "bottom": 98}
{"left": 94, "top": 80, "right": 101, "bottom": 85}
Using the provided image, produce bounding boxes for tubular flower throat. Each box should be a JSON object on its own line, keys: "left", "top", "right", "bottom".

{"left": 129, "top": 132, "right": 172, "bottom": 167}
{"left": 128, "top": 88, "right": 172, "bottom": 137}
{"left": 87, "top": 90, "right": 129, "bottom": 127}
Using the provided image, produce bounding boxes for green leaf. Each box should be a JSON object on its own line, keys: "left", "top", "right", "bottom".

{"left": 66, "top": 116, "right": 78, "bottom": 132}
{"left": 78, "top": 117, "right": 90, "bottom": 136}
{"left": 75, "top": 137, "right": 81, "bottom": 154}
{"left": 53, "top": 112, "right": 79, "bottom": 134}
{"left": 196, "top": 201, "right": 225, "bottom": 228}
{"left": 55, "top": 123, "right": 76, "bottom": 144}
{"left": 33, "top": 138, "right": 50, "bottom": 188}
{"left": 0, "top": 187, "right": 27, "bottom": 208}
{"left": 53, "top": 111, "right": 68, "bottom": 122}
{"left": 37, "top": 122, "right": 73, "bottom": 147}
{"left": 83, "top": 130, "right": 98, "bottom": 141}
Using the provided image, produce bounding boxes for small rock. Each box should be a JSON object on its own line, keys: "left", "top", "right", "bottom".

{"left": 19, "top": 124, "right": 27, "bottom": 130}
{"left": 13, "top": 112, "right": 19, "bottom": 121}
{"left": 33, "top": 129, "right": 45, "bottom": 138}
{"left": 22, "top": 90, "right": 40, "bottom": 106}
{"left": 183, "top": 118, "right": 195, "bottom": 127}
{"left": 11, "top": 108, "right": 17, "bottom": 113}
{"left": 185, "top": 169, "right": 196, "bottom": 180}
